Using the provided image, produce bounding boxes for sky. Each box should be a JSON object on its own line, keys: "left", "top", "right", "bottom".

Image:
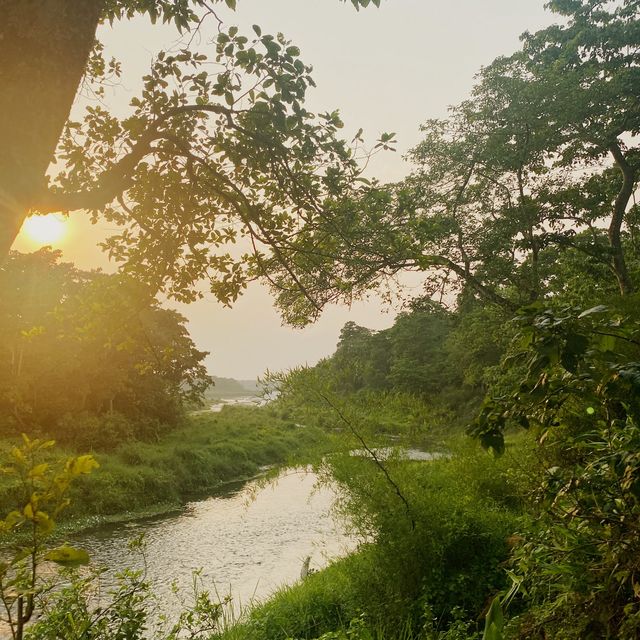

{"left": 15, "top": 0, "right": 555, "bottom": 379}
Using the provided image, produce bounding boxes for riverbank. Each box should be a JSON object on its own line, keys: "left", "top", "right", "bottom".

{"left": 211, "top": 436, "right": 529, "bottom": 640}
{"left": 71, "top": 467, "right": 355, "bottom": 634}
{"left": 0, "top": 405, "right": 335, "bottom": 537}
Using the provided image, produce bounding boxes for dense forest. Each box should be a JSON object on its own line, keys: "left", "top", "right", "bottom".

{"left": 0, "top": 0, "right": 639, "bottom": 639}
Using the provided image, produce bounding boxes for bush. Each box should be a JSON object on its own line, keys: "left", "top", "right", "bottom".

{"left": 56, "top": 412, "right": 135, "bottom": 451}
{"left": 472, "top": 305, "right": 640, "bottom": 638}
{"left": 321, "top": 440, "right": 520, "bottom": 635}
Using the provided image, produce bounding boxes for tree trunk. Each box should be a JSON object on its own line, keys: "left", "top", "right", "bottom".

{"left": 0, "top": 0, "right": 103, "bottom": 257}
{"left": 609, "top": 142, "right": 636, "bottom": 296}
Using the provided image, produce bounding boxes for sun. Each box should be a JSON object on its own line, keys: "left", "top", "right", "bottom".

{"left": 22, "top": 214, "right": 68, "bottom": 245}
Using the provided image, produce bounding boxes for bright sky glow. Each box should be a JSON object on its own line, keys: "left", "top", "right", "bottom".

{"left": 22, "top": 214, "right": 68, "bottom": 246}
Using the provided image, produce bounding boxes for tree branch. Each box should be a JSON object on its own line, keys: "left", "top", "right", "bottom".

{"left": 608, "top": 141, "right": 636, "bottom": 295}
{"left": 31, "top": 104, "right": 239, "bottom": 215}
{"left": 416, "top": 254, "right": 518, "bottom": 311}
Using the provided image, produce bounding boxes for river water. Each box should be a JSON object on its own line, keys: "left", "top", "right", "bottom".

{"left": 71, "top": 468, "right": 355, "bottom": 627}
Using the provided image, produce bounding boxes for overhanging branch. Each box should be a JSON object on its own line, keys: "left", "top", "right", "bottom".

{"left": 417, "top": 254, "right": 518, "bottom": 311}
{"left": 31, "top": 104, "right": 239, "bottom": 215}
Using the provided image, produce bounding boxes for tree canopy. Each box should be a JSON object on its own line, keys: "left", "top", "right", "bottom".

{"left": 259, "top": 0, "right": 640, "bottom": 324}
{"left": 0, "top": 249, "right": 210, "bottom": 447}
{"left": 0, "top": 0, "right": 385, "bottom": 311}
{"left": 2, "top": 1, "right": 637, "bottom": 326}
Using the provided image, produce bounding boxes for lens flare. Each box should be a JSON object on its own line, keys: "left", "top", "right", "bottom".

{"left": 22, "top": 214, "right": 67, "bottom": 245}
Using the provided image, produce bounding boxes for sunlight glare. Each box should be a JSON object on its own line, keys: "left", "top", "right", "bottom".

{"left": 22, "top": 214, "right": 67, "bottom": 245}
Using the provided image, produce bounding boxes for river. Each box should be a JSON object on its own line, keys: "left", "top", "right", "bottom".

{"left": 70, "top": 468, "right": 355, "bottom": 629}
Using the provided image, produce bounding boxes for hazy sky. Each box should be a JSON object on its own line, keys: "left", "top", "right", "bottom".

{"left": 16, "top": 0, "right": 555, "bottom": 379}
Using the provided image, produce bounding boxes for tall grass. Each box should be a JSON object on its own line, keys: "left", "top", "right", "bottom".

{"left": 213, "top": 437, "right": 529, "bottom": 640}
{"left": 0, "top": 406, "right": 334, "bottom": 526}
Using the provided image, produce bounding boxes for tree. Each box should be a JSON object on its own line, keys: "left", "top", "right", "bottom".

{"left": 0, "top": 249, "right": 210, "bottom": 443}
{"left": 516, "top": 0, "right": 640, "bottom": 295}
{"left": 258, "top": 0, "right": 640, "bottom": 324}
{"left": 0, "top": 0, "right": 381, "bottom": 310}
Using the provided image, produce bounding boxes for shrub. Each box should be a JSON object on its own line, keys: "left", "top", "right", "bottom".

{"left": 323, "top": 441, "right": 519, "bottom": 635}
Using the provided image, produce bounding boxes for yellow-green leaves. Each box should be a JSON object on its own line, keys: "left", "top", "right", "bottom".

{"left": 45, "top": 545, "right": 90, "bottom": 567}
{"left": 0, "top": 438, "right": 99, "bottom": 636}
{"left": 1, "top": 437, "right": 98, "bottom": 537}
{"left": 66, "top": 455, "right": 100, "bottom": 476}
{"left": 28, "top": 463, "right": 49, "bottom": 479}
{"left": 10, "top": 446, "right": 26, "bottom": 466}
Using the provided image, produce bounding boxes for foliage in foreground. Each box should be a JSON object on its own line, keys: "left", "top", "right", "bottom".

{"left": 24, "top": 549, "right": 229, "bottom": 640}
{"left": 4, "top": 302, "right": 640, "bottom": 640}
{"left": 0, "top": 435, "right": 98, "bottom": 639}
{"left": 473, "top": 304, "right": 640, "bottom": 639}
{"left": 237, "top": 302, "right": 640, "bottom": 640}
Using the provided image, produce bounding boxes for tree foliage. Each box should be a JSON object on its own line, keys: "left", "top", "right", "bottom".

{"left": 0, "top": 249, "right": 210, "bottom": 446}
{"left": 1, "top": 0, "right": 387, "bottom": 314}
{"left": 259, "top": 0, "right": 640, "bottom": 324}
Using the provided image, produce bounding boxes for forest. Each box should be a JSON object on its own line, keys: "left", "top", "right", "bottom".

{"left": 0, "top": 0, "right": 639, "bottom": 639}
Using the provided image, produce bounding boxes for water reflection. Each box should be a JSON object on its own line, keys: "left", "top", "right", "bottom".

{"left": 74, "top": 470, "right": 355, "bottom": 625}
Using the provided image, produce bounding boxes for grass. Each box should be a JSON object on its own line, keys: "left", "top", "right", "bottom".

{"left": 0, "top": 405, "right": 334, "bottom": 532}
{"left": 211, "top": 435, "right": 531, "bottom": 640}
{"left": 0, "top": 402, "right": 531, "bottom": 639}
{"left": 214, "top": 554, "right": 362, "bottom": 640}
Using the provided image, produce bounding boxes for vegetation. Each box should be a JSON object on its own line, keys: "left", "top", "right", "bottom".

{"left": 0, "top": 434, "right": 99, "bottom": 639}
{"left": 473, "top": 305, "right": 640, "bottom": 638}
{"left": 0, "top": 248, "right": 210, "bottom": 444}
{"left": 267, "top": 301, "right": 507, "bottom": 428}
{"left": 0, "top": 406, "right": 332, "bottom": 526}
{"left": 0, "top": 436, "right": 235, "bottom": 640}
{"left": 262, "top": 0, "right": 639, "bottom": 325}
{"left": 1, "top": 0, "right": 640, "bottom": 639}
{"left": 238, "top": 2, "right": 640, "bottom": 632}
{"left": 1, "top": 0, "right": 390, "bottom": 303}
{"left": 211, "top": 438, "right": 524, "bottom": 640}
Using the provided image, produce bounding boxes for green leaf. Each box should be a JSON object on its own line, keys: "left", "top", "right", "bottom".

{"left": 45, "top": 545, "right": 90, "bottom": 567}
{"left": 34, "top": 511, "right": 54, "bottom": 535}
{"left": 518, "top": 328, "right": 534, "bottom": 350}
{"left": 480, "top": 430, "right": 505, "bottom": 456}
{"left": 483, "top": 596, "right": 504, "bottom": 640}
{"left": 578, "top": 305, "right": 608, "bottom": 318}
{"left": 598, "top": 333, "right": 617, "bottom": 352}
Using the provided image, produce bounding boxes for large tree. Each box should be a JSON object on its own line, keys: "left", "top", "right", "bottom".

{"left": 0, "top": 248, "right": 210, "bottom": 439}
{"left": 258, "top": 0, "right": 640, "bottom": 324}
{"left": 0, "top": 0, "right": 380, "bottom": 306}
